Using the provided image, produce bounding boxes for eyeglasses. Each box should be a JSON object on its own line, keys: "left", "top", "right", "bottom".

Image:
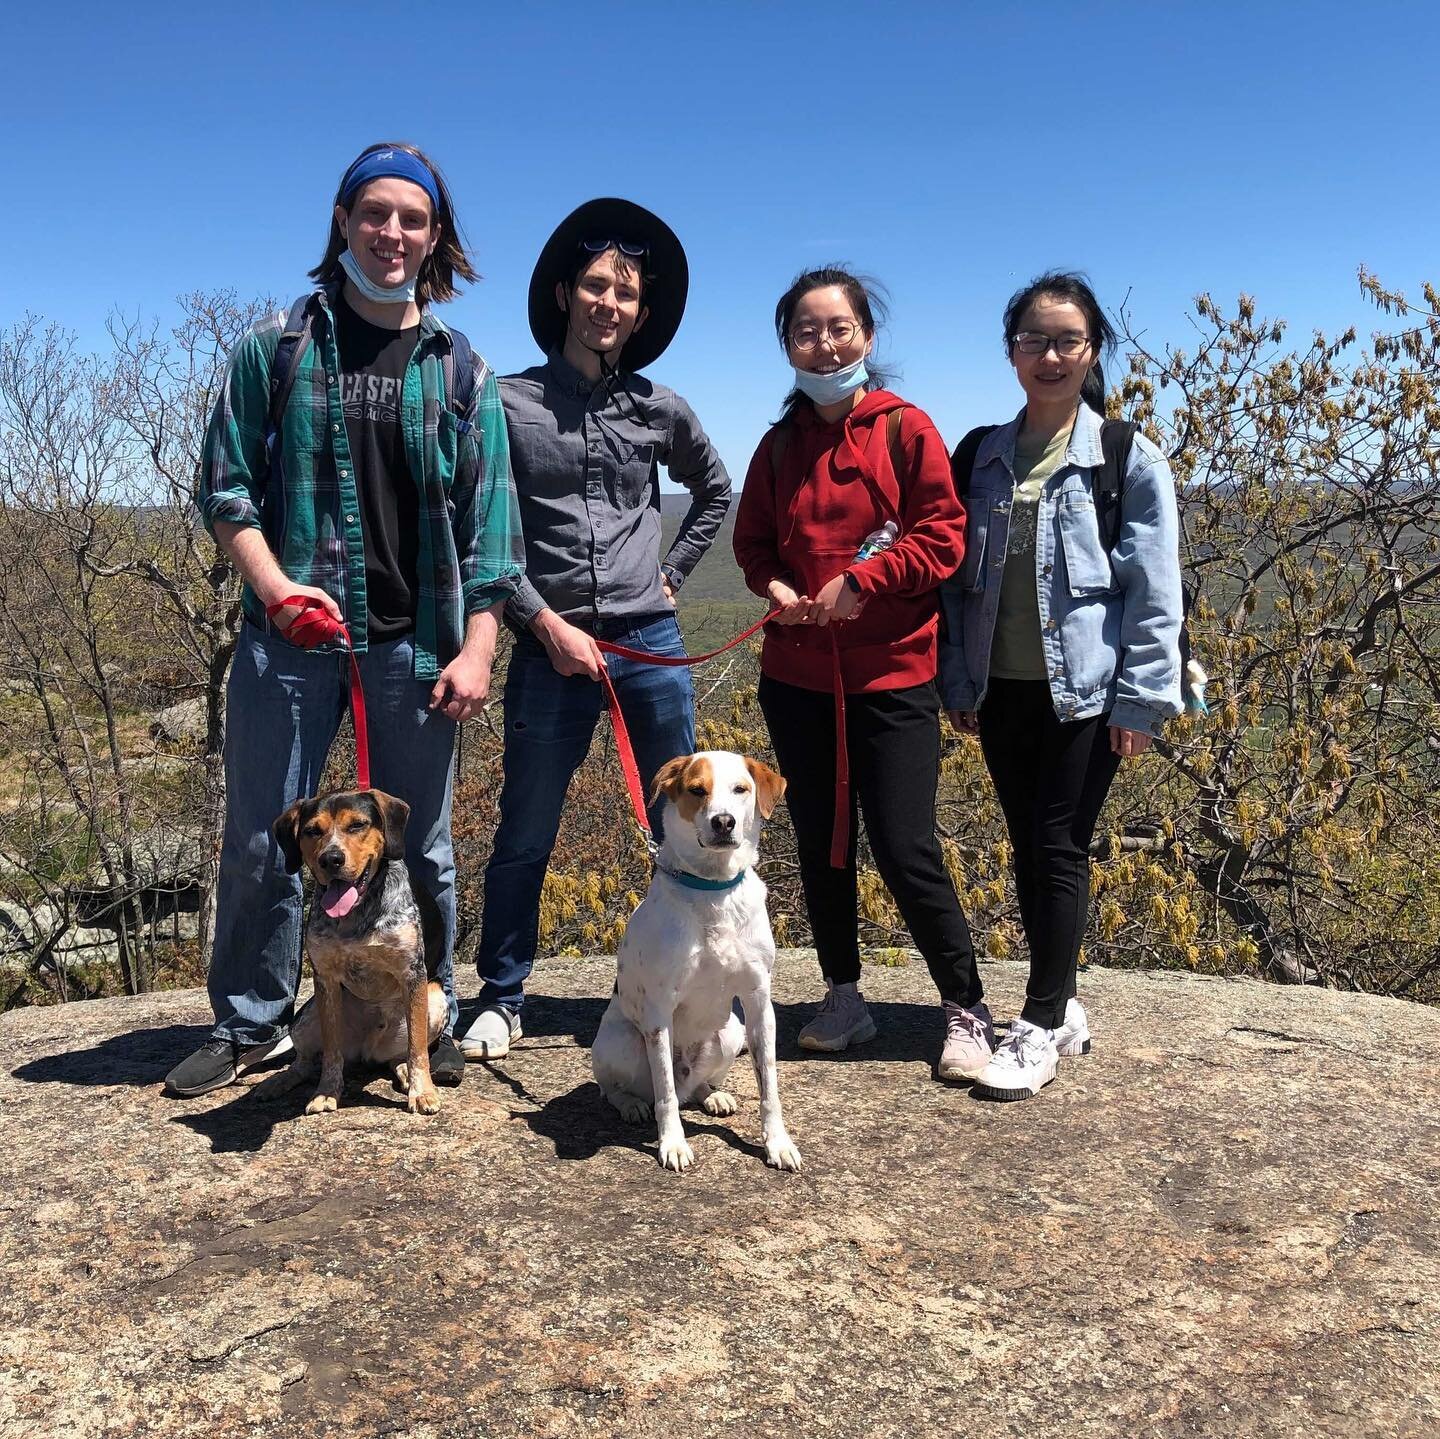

{"left": 1011, "top": 331, "right": 1093, "bottom": 358}
{"left": 580, "top": 237, "right": 648, "bottom": 258}
{"left": 788, "top": 319, "right": 863, "bottom": 351}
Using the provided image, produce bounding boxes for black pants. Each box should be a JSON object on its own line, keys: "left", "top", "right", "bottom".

{"left": 978, "top": 677, "right": 1122, "bottom": 1029}
{"left": 758, "top": 675, "right": 982, "bottom": 1007}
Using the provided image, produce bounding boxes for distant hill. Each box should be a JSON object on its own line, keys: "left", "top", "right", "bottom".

{"left": 660, "top": 490, "right": 750, "bottom": 602}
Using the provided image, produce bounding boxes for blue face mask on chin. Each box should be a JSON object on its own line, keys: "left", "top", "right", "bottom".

{"left": 338, "top": 247, "right": 418, "bottom": 305}
{"left": 792, "top": 355, "right": 869, "bottom": 407}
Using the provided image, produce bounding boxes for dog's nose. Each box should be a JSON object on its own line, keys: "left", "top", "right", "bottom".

{"left": 710, "top": 812, "right": 736, "bottom": 837}
{"left": 318, "top": 847, "right": 346, "bottom": 872}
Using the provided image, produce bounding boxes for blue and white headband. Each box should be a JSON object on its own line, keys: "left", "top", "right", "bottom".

{"left": 339, "top": 148, "right": 441, "bottom": 212}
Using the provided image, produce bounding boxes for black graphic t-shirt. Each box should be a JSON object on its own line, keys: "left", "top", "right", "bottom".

{"left": 333, "top": 294, "right": 421, "bottom": 640}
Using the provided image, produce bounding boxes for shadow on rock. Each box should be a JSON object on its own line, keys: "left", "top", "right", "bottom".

{"left": 10, "top": 1023, "right": 208, "bottom": 1088}
{"left": 520, "top": 1078, "right": 653, "bottom": 1162}
{"left": 171, "top": 1067, "right": 410, "bottom": 1154}
{"left": 772, "top": 997, "right": 946, "bottom": 1065}
{"left": 457, "top": 993, "right": 609, "bottom": 1048}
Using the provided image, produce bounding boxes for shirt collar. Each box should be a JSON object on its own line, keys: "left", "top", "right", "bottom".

{"left": 545, "top": 347, "right": 597, "bottom": 398}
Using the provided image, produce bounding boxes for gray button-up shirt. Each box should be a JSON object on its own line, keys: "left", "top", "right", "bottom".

{"left": 500, "top": 351, "right": 731, "bottom": 628}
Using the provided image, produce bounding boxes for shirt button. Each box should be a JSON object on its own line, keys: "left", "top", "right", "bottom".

{"left": 1052, "top": 666, "right": 1062, "bottom": 678}
{"left": 347, "top": 514, "right": 357, "bottom": 524}
{"left": 339, "top": 469, "right": 349, "bottom": 479}
{"left": 1045, "top": 618, "right": 1057, "bottom": 632}
{"left": 326, "top": 372, "right": 334, "bottom": 385}
{"left": 332, "top": 423, "right": 340, "bottom": 433}
{"left": 1043, "top": 563, "right": 1053, "bottom": 576}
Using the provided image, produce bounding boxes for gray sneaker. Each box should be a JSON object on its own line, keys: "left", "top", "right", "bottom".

{"left": 457, "top": 1004, "right": 521, "bottom": 1060}
{"left": 797, "top": 981, "right": 877, "bottom": 1053}
{"left": 937, "top": 1000, "right": 995, "bottom": 1082}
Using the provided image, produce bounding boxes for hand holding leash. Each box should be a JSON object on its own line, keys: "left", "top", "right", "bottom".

{"left": 262, "top": 584, "right": 342, "bottom": 644}
{"left": 533, "top": 610, "right": 607, "bottom": 681}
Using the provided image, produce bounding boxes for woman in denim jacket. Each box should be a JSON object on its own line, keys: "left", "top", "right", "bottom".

{"left": 938, "top": 272, "right": 1183, "bottom": 1102}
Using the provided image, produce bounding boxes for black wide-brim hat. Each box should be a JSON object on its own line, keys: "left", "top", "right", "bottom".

{"left": 527, "top": 197, "right": 689, "bottom": 373}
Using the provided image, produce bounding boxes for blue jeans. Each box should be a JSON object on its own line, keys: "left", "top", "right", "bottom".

{"left": 208, "top": 623, "right": 459, "bottom": 1044}
{"left": 476, "top": 613, "right": 695, "bottom": 1014}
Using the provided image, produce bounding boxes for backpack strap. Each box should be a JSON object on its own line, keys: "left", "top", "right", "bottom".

{"left": 949, "top": 424, "right": 999, "bottom": 498}
{"left": 885, "top": 407, "right": 907, "bottom": 481}
{"left": 1095, "top": 419, "right": 1138, "bottom": 554}
{"left": 441, "top": 326, "right": 485, "bottom": 434}
{"left": 267, "top": 293, "right": 318, "bottom": 445}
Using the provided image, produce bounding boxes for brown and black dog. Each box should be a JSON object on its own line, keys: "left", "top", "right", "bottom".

{"left": 258, "top": 789, "right": 447, "bottom": 1116}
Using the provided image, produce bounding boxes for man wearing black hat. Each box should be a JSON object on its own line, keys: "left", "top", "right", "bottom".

{"left": 458, "top": 198, "right": 731, "bottom": 1059}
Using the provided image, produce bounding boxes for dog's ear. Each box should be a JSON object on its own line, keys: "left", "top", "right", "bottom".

{"left": 367, "top": 790, "right": 411, "bottom": 861}
{"left": 745, "top": 757, "right": 787, "bottom": 820}
{"left": 272, "top": 800, "right": 308, "bottom": 875}
{"left": 649, "top": 754, "right": 693, "bottom": 807}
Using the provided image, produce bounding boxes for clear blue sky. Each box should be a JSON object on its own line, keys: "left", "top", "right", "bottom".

{"left": 4, "top": 0, "right": 1435, "bottom": 487}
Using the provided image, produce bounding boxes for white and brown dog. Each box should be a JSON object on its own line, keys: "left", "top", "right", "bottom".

{"left": 592, "top": 751, "right": 803, "bottom": 1174}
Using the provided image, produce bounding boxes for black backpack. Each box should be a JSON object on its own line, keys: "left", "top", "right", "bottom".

{"left": 950, "top": 420, "right": 1205, "bottom": 715}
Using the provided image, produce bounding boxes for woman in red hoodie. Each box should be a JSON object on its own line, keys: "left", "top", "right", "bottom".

{"left": 734, "top": 267, "right": 994, "bottom": 1078}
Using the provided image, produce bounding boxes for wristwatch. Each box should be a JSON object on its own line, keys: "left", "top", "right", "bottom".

{"left": 661, "top": 563, "right": 685, "bottom": 593}
{"left": 843, "top": 571, "right": 862, "bottom": 594}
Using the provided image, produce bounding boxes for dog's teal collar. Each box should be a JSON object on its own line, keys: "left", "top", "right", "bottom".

{"left": 655, "top": 860, "right": 746, "bottom": 892}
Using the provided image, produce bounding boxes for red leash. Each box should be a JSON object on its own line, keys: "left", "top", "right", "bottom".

{"left": 594, "top": 613, "right": 772, "bottom": 852}
{"left": 595, "top": 612, "right": 852, "bottom": 869}
{"left": 265, "top": 596, "right": 371, "bottom": 790}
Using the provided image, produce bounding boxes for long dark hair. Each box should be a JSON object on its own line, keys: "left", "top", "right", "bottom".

{"left": 310, "top": 141, "right": 477, "bottom": 307}
{"left": 1003, "top": 270, "right": 1115, "bottom": 415}
{"left": 773, "top": 265, "right": 893, "bottom": 419}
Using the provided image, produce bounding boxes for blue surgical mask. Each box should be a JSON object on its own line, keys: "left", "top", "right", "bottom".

{"left": 338, "top": 247, "right": 417, "bottom": 306}
{"left": 792, "top": 355, "right": 868, "bottom": 407}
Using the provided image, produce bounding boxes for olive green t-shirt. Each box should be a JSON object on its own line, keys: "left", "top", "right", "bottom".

{"left": 989, "top": 422, "right": 1072, "bottom": 681}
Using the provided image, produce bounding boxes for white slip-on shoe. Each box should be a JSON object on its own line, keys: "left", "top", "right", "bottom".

{"left": 1052, "top": 998, "right": 1092, "bottom": 1058}
{"left": 797, "top": 981, "right": 877, "bottom": 1053}
{"left": 457, "top": 1004, "right": 522, "bottom": 1060}
{"left": 971, "top": 1019, "right": 1058, "bottom": 1101}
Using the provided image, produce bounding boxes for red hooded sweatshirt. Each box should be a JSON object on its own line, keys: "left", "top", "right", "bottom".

{"left": 733, "top": 390, "right": 966, "bottom": 693}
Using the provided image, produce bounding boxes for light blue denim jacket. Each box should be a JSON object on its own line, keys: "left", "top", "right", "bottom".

{"left": 938, "top": 403, "right": 1183, "bottom": 735}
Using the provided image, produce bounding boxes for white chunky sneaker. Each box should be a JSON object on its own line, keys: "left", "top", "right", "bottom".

{"left": 797, "top": 981, "right": 877, "bottom": 1053}
{"left": 457, "top": 1004, "right": 522, "bottom": 1060}
{"left": 972, "top": 1019, "right": 1058, "bottom": 1101}
{"left": 1052, "top": 997, "right": 1091, "bottom": 1058}
{"left": 937, "top": 1000, "right": 996, "bottom": 1081}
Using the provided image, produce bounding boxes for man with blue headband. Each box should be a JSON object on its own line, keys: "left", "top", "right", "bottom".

{"left": 167, "top": 143, "right": 523, "bottom": 1098}
{"left": 456, "top": 198, "right": 731, "bottom": 1060}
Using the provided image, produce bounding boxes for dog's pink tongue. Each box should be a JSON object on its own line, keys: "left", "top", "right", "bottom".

{"left": 322, "top": 882, "right": 360, "bottom": 918}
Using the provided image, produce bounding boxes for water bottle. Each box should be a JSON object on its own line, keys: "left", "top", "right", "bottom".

{"left": 854, "top": 520, "right": 899, "bottom": 562}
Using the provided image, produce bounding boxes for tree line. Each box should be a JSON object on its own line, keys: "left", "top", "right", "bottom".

{"left": 1, "top": 275, "right": 1437, "bottom": 1009}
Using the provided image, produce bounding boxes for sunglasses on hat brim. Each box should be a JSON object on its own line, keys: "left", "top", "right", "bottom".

{"left": 579, "top": 237, "right": 648, "bottom": 258}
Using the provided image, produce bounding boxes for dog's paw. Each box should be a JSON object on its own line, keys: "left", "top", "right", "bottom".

{"left": 657, "top": 1133, "right": 695, "bottom": 1173}
{"left": 617, "top": 1097, "right": 653, "bottom": 1124}
{"left": 764, "top": 1133, "right": 803, "bottom": 1172}
{"left": 701, "top": 1089, "right": 738, "bottom": 1117}
{"left": 407, "top": 1083, "right": 440, "bottom": 1116}
{"left": 304, "top": 1091, "right": 339, "bottom": 1116}
{"left": 392, "top": 1061, "right": 410, "bottom": 1090}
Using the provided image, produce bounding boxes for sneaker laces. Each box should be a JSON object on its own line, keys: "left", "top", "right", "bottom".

{"left": 994, "top": 1024, "right": 1050, "bottom": 1068}
{"left": 945, "top": 1004, "right": 987, "bottom": 1042}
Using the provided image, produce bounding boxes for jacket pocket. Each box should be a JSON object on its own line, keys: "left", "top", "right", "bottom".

{"left": 1057, "top": 492, "right": 1116, "bottom": 596}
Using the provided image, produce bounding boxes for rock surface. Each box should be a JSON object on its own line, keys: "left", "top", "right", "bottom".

{"left": 2, "top": 954, "right": 1437, "bottom": 1439}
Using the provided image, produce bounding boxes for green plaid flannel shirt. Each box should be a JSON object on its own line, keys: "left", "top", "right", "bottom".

{"left": 197, "top": 287, "right": 523, "bottom": 679}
